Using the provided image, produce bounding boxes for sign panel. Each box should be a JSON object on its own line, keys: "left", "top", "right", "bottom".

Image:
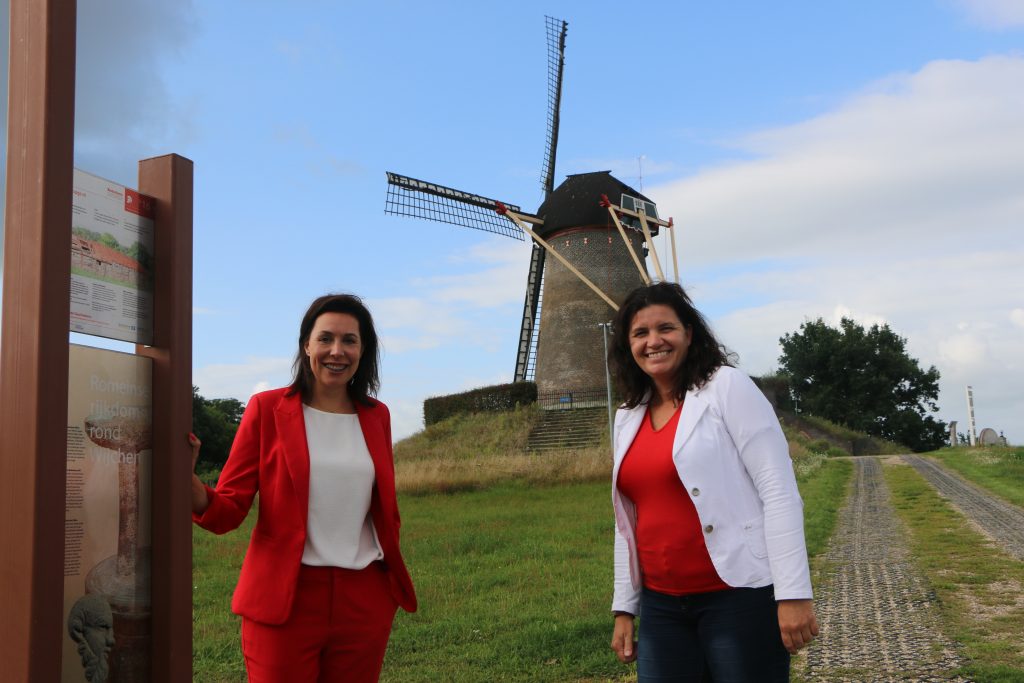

{"left": 70, "top": 169, "right": 155, "bottom": 344}
{"left": 63, "top": 345, "right": 152, "bottom": 683}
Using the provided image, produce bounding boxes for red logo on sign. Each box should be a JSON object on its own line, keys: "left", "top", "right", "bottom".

{"left": 124, "top": 188, "right": 155, "bottom": 218}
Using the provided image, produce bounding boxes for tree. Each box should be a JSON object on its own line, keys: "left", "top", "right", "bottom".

{"left": 192, "top": 386, "right": 244, "bottom": 473}
{"left": 778, "top": 318, "right": 946, "bottom": 452}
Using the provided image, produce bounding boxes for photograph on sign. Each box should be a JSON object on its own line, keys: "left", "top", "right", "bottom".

{"left": 63, "top": 345, "right": 153, "bottom": 682}
{"left": 69, "top": 169, "right": 155, "bottom": 345}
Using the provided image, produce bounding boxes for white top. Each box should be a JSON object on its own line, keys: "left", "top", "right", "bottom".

{"left": 301, "top": 405, "right": 383, "bottom": 569}
{"left": 611, "top": 366, "right": 812, "bottom": 615}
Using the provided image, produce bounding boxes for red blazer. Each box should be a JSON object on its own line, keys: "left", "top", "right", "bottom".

{"left": 193, "top": 387, "right": 417, "bottom": 624}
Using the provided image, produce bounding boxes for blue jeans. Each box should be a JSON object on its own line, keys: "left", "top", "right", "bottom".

{"left": 637, "top": 585, "right": 790, "bottom": 682}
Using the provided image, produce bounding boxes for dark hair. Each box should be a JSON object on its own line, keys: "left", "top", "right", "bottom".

{"left": 287, "top": 293, "right": 380, "bottom": 405}
{"left": 609, "top": 282, "right": 735, "bottom": 408}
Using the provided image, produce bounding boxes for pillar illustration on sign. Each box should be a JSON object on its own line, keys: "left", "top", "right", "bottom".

{"left": 81, "top": 413, "right": 152, "bottom": 682}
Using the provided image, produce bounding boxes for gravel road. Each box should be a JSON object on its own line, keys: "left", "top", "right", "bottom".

{"left": 902, "top": 454, "right": 1024, "bottom": 562}
{"left": 798, "top": 457, "right": 967, "bottom": 682}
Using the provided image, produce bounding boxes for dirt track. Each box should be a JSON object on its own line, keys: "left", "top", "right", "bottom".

{"left": 798, "top": 457, "right": 967, "bottom": 682}
{"left": 902, "top": 455, "right": 1024, "bottom": 562}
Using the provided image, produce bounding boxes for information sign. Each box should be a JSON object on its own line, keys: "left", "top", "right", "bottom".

{"left": 70, "top": 169, "right": 155, "bottom": 344}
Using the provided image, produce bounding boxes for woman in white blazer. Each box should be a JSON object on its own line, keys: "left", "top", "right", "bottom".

{"left": 607, "top": 282, "right": 817, "bottom": 682}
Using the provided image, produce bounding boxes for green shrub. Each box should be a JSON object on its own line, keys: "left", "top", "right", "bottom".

{"left": 423, "top": 382, "right": 537, "bottom": 426}
{"left": 809, "top": 438, "right": 832, "bottom": 454}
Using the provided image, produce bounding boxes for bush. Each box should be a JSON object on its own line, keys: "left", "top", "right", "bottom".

{"left": 809, "top": 439, "right": 832, "bottom": 454}
{"left": 423, "top": 382, "right": 537, "bottom": 426}
{"left": 752, "top": 374, "right": 793, "bottom": 410}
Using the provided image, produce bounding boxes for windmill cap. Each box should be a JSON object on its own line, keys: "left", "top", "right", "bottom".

{"left": 536, "top": 171, "right": 657, "bottom": 238}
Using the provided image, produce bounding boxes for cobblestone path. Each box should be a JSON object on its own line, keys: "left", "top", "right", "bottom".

{"left": 799, "top": 457, "right": 967, "bottom": 682}
{"left": 902, "top": 455, "right": 1024, "bottom": 562}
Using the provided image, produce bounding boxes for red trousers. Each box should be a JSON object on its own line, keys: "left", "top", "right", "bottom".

{"left": 241, "top": 563, "right": 398, "bottom": 683}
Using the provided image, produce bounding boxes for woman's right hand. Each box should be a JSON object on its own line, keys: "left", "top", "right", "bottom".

{"left": 188, "top": 433, "right": 210, "bottom": 515}
{"left": 610, "top": 613, "right": 637, "bottom": 663}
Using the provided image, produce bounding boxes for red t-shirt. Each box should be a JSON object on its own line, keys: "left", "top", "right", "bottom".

{"left": 617, "top": 404, "right": 730, "bottom": 595}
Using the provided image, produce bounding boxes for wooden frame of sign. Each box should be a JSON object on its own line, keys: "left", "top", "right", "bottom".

{"left": 0, "top": 1, "right": 194, "bottom": 680}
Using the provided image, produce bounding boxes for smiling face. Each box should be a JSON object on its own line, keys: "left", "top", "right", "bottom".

{"left": 628, "top": 304, "right": 692, "bottom": 388}
{"left": 303, "top": 312, "right": 363, "bottom": 398}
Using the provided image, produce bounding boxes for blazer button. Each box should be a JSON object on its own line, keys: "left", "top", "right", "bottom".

{"left": 691, "top": 487, "right": 700, "bottom": 497}
{"left": 704, "top": 524, "right": 714, "bottom": 534}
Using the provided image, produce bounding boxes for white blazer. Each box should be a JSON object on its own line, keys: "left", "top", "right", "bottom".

{"left": 611, "top": 366, "right": 813, "bottom": 615}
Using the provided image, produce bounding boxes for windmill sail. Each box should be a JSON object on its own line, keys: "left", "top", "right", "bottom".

{"left": 384, "top": 172, "right": 524, "bottom": 240}
{"left": 513, "top": 242, "right": 545, "bottom": 382}
{"left": 515, "top": 16, "right": 567, "bottom": 382}
{"left": 540, "top": 16, "right": 568, "bottom": 197}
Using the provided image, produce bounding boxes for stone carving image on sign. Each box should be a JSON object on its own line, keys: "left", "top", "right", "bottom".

{"left": 66, "top": 594, "right": 115, "bottom": 683}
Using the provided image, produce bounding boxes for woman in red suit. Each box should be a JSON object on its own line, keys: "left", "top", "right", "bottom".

{"left": 189, "top": 293, "right": 416, "bottom": 683}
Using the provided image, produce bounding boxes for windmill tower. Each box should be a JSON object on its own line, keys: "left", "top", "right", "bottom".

{"left": 385, "top": 17, "right": 676, "bottom": 400}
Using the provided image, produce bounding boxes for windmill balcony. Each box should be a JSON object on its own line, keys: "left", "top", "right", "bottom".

{"left": 536, "top": 387, "right": 610, "bottom": 411}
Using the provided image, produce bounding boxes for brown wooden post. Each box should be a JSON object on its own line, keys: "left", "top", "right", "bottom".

{"left": 0, "top": 0, "right": 77, "bottom": 681}
{"left": 137, "top": 154, "right": 194, "bottom": 683}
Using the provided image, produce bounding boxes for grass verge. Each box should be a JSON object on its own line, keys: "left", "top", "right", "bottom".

{"left": 796, "top": 456, "right": 853, "bottom": 558}
{"left": 925, "top": 446, "right": 1024, "bottom": 508}
{"left": 791, "top": 457, "right": 854, "bottom": 683}
{"left": 883, "top": 461, "right": 1024, "bottom": 681}
{"left": 194, "top": 457, "right": 846, "bottom": 682}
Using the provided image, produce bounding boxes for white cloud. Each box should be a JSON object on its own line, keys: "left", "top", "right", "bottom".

{"left": 563, "top": 156, "right": 678, "bottom": 185}
{"left": 73, "top": 0, "right": 198, "bottom": 180}
{"left": 953, "top": 0, "right": 1024, "bottom": 28}
{"left": 1010, "top": 308, "right": 1024, "bottom": 328}
{"left": 369, "top": 236, "right": 532, "bottom": 354}
{"left": 699, "top": 249, "right": 1023, "bottom": 442}
{"left": 828, "top": 305, "right": 887, "bottom": 329}
{"left": 938, "top": 333, "right": 990, "bottom": 367}
{"left": 656, "top": 56, "right": 1024, "bottom": 269}
{"left": 380, "top": 395, "right": 426, "bottom": 441}
{"left": 272, "top": 123, "right": 364, "bottom": 177}
{"left": 193, "top": 356, "right": 292, "bottom": 402}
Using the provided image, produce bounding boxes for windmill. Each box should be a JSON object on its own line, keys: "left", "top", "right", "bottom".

{"left": 385, "top": 17, "right": 677, "bottom": 400}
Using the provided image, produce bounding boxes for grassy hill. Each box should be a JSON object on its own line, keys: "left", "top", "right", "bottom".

{"left": 393, "top": 404, "right": 610, "bottom": 496}
{"left": 392, "top": 402, "right": 894, "bottom": 497}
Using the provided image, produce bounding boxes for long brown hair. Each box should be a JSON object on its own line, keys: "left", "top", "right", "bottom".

{"left": 609, "top": 282, "right": 736, "bottom": 408}
{"left": 287, "top": 293, "right": 380, "bottom": 405}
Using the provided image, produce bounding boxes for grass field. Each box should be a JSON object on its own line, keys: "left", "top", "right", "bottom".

{"left": 884, "top": 460, "right": 1024, "bottom": 682}
{"left": 192, "top": 420, "right": 850, "bottom": 682}
{"left": 926, "top": 446, "right": 1024, "bottom": 508}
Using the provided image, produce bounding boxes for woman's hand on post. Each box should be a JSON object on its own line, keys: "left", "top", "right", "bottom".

{"left": 610, "top": 613, "right": 637, "bottom": 663}
{"left": 188, "top": 432, "right": 210, "bottom": 515}
{"left": 777, "top": 599, "right": 819, "bottom": 654}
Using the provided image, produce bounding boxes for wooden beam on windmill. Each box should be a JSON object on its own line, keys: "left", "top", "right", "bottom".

{"left": 601, "top": 194, "right": 650, "bottom": 286}
{"left": 497, "top": 203, "right": 618, "bottom": 311}
{"left": 603, "top": 194, "right": 677, "bottom": 283}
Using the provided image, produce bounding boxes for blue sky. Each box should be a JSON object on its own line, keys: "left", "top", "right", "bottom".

{"left": 1, "top": 0, "right": 1023, "bottom": 442}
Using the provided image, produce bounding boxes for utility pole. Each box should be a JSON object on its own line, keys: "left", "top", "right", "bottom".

{"left": 598, "top": 321, "right": 614, "bottom": 445}
{"left": 965, "top": 386, "right": 977, "bottom": 446}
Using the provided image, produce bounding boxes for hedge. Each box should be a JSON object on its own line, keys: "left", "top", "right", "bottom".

{"left": 423, "top": 382, "right": 537, "bottom": 426}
